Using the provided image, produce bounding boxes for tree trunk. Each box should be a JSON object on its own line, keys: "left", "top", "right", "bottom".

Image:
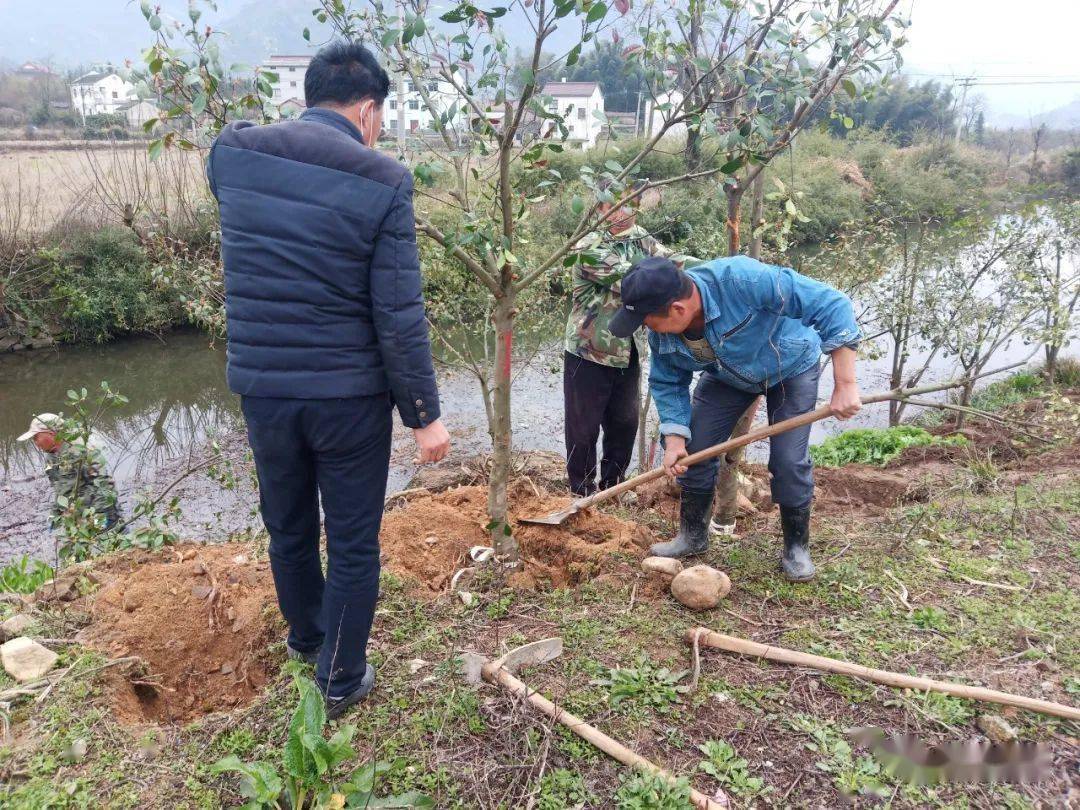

{"left": 637, "top": 389, "right": 652, "bottom": 475}
{"left": 489, "top": 289, "right": 519, "bottom": 564}
{"left": 954, "top": 378, "right": 976, "bottom": 430}
{"left": 711, "top": 180, "right": 754, "bottom": 527}
{"left": 725, "top": 183, "right": 744, "bottom": 256}
{"left": 712, "top": 397, "right": 760, "bottom": 530}
{"left": 748, "top": 173, "right": 765, "bottom": 260}
{"left": 1045, "top": 343, "right": 1058, "bottom": 385}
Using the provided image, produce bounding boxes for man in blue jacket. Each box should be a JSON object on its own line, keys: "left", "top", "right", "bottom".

{"left": 608, "top": 256, "right": 861, "bottom": 580}
{"left": 207, "top": 41, "right": 450, "bottom": 717}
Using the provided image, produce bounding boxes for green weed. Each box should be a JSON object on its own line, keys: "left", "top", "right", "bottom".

{"left": 0, "top": 556, "right": 54, "bottom": 594}
{"left": 697, "top": 739, "right": 770, "bottom": 801}
{"left": 593, "top": 656, "right": 689, "bottom": 713}
{"left": 811, "top": 426, "right": 966, "bottom": 467}
{"left": 614, "top": 769, "right": 693, "bottom": 809}
{"left": 537, "top": 768, "right": 594, "bottom": 810}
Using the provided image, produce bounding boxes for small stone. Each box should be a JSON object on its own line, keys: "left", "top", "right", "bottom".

{"left": 190, "top": 562, "right": 205, "bottom": 576}
{"left": 641, "top": 557, "right": 684, "bottom": 580}
{"left": 0, "top": 614, "right": 36, "bottom": 642}
{"left": 180, "top": 549, "right": 197, "bottom": 562}
{"left": 232, "top": 554, "right": 248, "bottom": 565}
{"left": 408, "top": 658, "right": 429, "bottom": 674}
{"left": 977, "top": 714, "right": 1018, "bottom": 744}
{"left": 226, "top": 608, "right": 236, "bottom": 621}
{"left": 1, "top": 637, "right": 59, "bottom": 682}
{"left": 458, "top": 591, "right": 475, "bottom": 607}
{"left": 191, "top": 584, "right": 212, "bottom": 599}
{"left": 220, "top": 662, "right": 234, "bottom": 675}
{"left": 424, "top": 535, "right": 439, "bottom": 545}
{"left": 1039, "top": 680, "right": 1054, "bottom": 693}
{"left": 670, "top": 565, "right": 732, "bottom": 611}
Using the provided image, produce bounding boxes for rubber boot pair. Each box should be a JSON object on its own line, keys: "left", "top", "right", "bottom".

{"left": 649, "top": 491, "right": 816, "bottom": 581}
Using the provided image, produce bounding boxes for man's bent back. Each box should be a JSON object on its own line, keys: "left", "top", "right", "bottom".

{"left": 207, "top": 40, "right": 450, "bottom": 718}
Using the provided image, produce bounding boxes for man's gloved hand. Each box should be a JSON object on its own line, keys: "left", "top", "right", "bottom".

{"left": 413, "top": 419, "right": 451, "bottom": 464}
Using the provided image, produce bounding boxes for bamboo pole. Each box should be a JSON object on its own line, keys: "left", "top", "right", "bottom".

{"left": 685, "top": 629, "right": 1080, "bottom": 721}
{"left": 482, "top": 661, "right": 724, "bottom": 809}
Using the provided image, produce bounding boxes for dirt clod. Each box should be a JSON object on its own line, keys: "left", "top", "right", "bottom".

{"left": 79, "top": 544, "right": 278, "bottom": 725}
{"left": 380, "top": 483, "right": 654, "bottom": 594}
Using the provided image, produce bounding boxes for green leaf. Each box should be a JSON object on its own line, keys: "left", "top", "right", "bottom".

{"left": 148, "top": 14, "right": 161, "bottom": 31}
{"left": 843, "top": 115, "right": 854, "bottom": 129}
{"left": 585, "top": 1, "right": 607, "bottom": 23}
{"left": 784, "top": 199, "right": 798, "bottom": 217}
{"left": 147, "top": 139, "right": 164, "bottom": 160}
{"left": 719, "top": 157, "right": 744, "bottom": 175}
{"left": 565, "top": 44, "right": 581, "bottom": 67}
{"left": 841, "top": 78, "right": 858, "bottom": 99}
{"left": 191, "top": 92, "right": 208, "bottom": 117}
{"left": 303, "top": 27, "right": 311, "bottom": 41}
{"left": 571, "top": 194, "right": 584, "bottom": 216}
{"left": 381, "top": 28, "right": 400, "bottom": 49}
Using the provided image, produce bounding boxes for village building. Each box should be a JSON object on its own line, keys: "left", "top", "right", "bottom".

{"left": 69, "top": 67, "right": 137, "bottom": 119}
{"left": 540, "top": 79, "right": 605, "bottom": 149}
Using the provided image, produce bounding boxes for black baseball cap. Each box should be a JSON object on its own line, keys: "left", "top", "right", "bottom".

{"left": 609, "top": 257, "right": 684, "bottom": 338}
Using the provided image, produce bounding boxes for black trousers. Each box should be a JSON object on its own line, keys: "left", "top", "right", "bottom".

{"left": 563, "top": 348, "right": 640, "bottom": 495}
{"left": 241, "top": 394, "right": 392, "bottom": 698}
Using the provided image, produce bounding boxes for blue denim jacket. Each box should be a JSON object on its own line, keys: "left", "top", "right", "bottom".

{"left": 649, "top": 256, "right": 861, "bottom": 440}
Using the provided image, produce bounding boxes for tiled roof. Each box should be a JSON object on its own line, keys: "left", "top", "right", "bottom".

{"left": 542, "top": 81, "right": 600, "bottom": 97}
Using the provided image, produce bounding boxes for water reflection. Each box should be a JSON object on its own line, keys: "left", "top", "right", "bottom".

{"left": 0, "top": 331, "right": 242, "bottom": 483}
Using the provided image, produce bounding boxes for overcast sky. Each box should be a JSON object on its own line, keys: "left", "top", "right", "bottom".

{"left": 903, "top": 0, "right": 1080, "bottom": 120}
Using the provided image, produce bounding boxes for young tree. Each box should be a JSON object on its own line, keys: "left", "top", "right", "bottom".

{"left": 922, "top": 217, "right": 1041, "bottom": 423}
{"left": 1022, "top": 202, "right": 1080, "bottom": 383}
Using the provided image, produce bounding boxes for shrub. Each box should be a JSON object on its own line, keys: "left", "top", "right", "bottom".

{"left": 810, "top": 426, "right": 966, "bottom": 467}
{"left": 49, "top": 227, "right": 181, "bottom": 342}
{"left": 1045, "top": 357, "right": 1080, "bottom": 389}
{"left": 614, "top": 770, "right": 692, "bottom": 809}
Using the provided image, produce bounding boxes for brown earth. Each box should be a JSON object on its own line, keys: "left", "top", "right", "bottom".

{"left": 77, "top": 544, "right": 279, "bottom": 726}
{"left": 380, "top": 481, "right": 654, "bottom": 594}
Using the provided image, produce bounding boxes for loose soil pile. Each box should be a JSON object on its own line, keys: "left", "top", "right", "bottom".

{"left": 380, "top": 482, "right": 654, "bottom": 593}
{"left": 78, "top": 544, "right": 279, "bottom": 725}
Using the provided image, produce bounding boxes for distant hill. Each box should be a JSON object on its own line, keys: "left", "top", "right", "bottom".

{"left": 990, "top": 98, "right": 1080, "bottom": 131}
{"left": 0, "top": 0, "right": 330, "bottom": 71}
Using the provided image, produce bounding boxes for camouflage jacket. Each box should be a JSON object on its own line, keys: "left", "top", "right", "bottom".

{"left": 564, "top": 225, "right": 673, "bottom": 368}
{"left": 45, "top": 437, "right": 121, "bottom": 529}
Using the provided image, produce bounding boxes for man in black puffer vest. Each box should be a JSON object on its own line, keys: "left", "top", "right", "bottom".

{"left": 207, "top": 41, "right": 450, "bottom": 718}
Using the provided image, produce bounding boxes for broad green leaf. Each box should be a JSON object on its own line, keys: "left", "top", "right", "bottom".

{"left": 586, "top": 1, "right": 607, "bottom": 23}
{"left": 191, "top": 92, "right": 208, "bottom": 117}
{"left": 147, "top": 139, "right": 164, "bottom": 160}
{"left": 719, "top": 157, "right": 744, "bottom": 174}
{"left": 149, "top": 14, "right": 161, "bottom": 31}
{"left": 571, "top": 194, "right": 584, "bottom": 216}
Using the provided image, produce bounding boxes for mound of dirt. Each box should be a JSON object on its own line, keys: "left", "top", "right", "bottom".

{"left": 814, "top": 465, "right": 925, "bottom": 514}
{"left": 78, "top": 544, "right": 279, "bottom": 725}
{"left": 380, "top": 483, "right": 654, "bottom": 594}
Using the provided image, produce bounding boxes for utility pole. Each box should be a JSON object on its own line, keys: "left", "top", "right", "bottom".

{"left": 396, "top": 0, "right": 406, "bottom": 156}
{"left": 954, "top": 76, "right": 975, "bottom": 144}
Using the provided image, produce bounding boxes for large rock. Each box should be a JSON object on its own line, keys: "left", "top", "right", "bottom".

{"left": 641, "top": 557, "right": 684, "bottom": 580}
{"left": 671, "top": 565, "right": 731, "bottom": 610}
{"left": 0, "top": 614, "right": 36, "bottom": 642}
{"left": 1, "top": 637, "right": 59, "bottom": 682}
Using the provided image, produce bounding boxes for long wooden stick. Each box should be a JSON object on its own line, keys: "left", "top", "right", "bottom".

{"left": 686, "top": 629, "right": 1080, "bottom": 721}
{"left": 561, "top": 360, "right": 1031, "bottom": 514}
{"left": 482, "top": 661, "right": 724, "bottom": 809}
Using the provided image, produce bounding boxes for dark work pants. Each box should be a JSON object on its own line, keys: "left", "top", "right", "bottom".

{"left": 241, "top": 394, "right": 392, "bottom": 698}
{"left": 678, "top": 364, "right": 821, "bottom": 508}
{"left": 563, "top": 347, "right": 640, "bottom": 496}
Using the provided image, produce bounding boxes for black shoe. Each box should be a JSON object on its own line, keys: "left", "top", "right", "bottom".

{"left": 325, "top": 664, "right": 376, "bottom": 720}
{"left": 779, "top": 505, "right": 816, "bottom": 581}
{"left": 649, "top": 489, "right": 714, "bottom": 558}
{"left": 286, "top": 642, "right": 321, "bottom": 666}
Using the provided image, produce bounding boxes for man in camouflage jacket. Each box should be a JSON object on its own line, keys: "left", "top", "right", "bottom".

{"left": 563, "top": 185, "right": 676, "bottom": 495}
{"left": 18, "top": 413, "right": 121, "bottom": 531}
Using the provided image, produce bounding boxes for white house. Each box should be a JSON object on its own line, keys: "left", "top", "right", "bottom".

{"left": 643, "top": 88, "right": 688, "bottom": 139}
{"left": 541, "top": 79, "right": 605, "bottom": 149}
{"left": 263, "top": 54, "right": 311, "bottom": 107}
{"left": 69, "top": 68, "right": 138, "bottom": 119}
{"left": 116, "top": 98, "right": 159, "bottom": 128}
{"left": 261, "top": 55, "right": 463, "bottom": 136}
